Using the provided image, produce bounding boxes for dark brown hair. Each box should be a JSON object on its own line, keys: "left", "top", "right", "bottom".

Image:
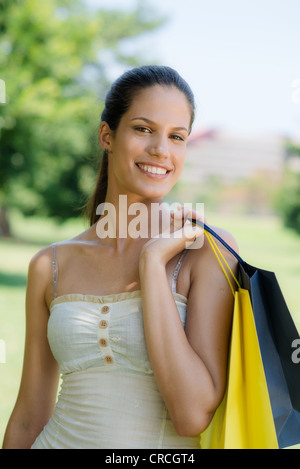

{"left": 87, "top": 65, "right": 195, "bottom": 226}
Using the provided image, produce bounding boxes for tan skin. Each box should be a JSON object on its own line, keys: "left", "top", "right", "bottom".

{"left": 2, "top": 85, "right": 238, "bottom": 448}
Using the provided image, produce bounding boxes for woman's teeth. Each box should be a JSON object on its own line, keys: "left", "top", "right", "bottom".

{"left": 137, "top": 164, "right": 168, "bottom": 175}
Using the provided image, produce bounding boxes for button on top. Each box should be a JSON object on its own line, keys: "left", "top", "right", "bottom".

{"left": 104, "top": 355, "right": 113, "bottom": 364}
{"left": 99, "top": 320, "right": 108, "bottom": 329}
{"left": 101, "top": 305, "right": 110, "bottom": 314}
{"left": 99, "top": 338, "right": 108, "bottom": 347}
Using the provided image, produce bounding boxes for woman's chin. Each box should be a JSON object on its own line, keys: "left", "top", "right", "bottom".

{"left": 134, "top": 186, "right": 170, "bottom": 201}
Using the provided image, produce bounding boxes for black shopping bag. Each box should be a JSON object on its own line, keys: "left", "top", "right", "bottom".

{"left": 239, "top": 263, "right": 300, "bottom": 448}
{"left": 192, "top": 220, "right": 300, "bottom": 448}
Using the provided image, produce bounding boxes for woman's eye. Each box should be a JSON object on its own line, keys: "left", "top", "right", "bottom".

{"left": 171, "top": 134, "right": 185, "bottom": 142}
{"left": 134, "top": 126, "right": 151, "bottom": 133}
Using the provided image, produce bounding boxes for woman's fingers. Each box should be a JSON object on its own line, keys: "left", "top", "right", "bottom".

{"left": 141, "top": 205, "right": 206, "bottom": 266}
{"left": 180, "top": 218, "right": 204, "bottom": 249}
{"left": 171, "top": 206, "right": 206, "bottom": 232}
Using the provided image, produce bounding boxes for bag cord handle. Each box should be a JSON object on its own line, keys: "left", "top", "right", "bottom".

{"left": 190, "top": 219, "right": 246, "bottom": 266}
{"left": 190, "top": 219, "right": 243, "bottom": 296}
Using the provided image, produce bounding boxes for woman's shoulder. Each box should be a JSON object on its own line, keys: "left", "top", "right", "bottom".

{"left": 185, "top": 223, "right": 239, "bottom": 300}
{"left": 29, "top": 224, "right": 97, "bottom": 267}
{"left": 27, "top": 228, "right": 96, "bottom": 307}
{"left": 207, "top": 224, "right": 239, "bottom": 253}
{"left": 188, "top": 222, "right": 239, "bottom": 271}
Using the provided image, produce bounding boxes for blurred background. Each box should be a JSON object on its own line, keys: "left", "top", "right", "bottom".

{"left": 1, "top": 0, "right": 300, "bottom": 447}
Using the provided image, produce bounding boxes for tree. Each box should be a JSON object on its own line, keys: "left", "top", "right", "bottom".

{"left": 0, "top": 0, "right": 165, "bottom": 236}
{"left": 276, "top": 143, "right": 300, "bottom": 235}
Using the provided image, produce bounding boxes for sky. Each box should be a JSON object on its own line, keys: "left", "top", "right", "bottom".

{"left": 86, "top": 0, "right": 300, "bottom": 139}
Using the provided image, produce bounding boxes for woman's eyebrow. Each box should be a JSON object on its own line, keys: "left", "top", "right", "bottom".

{"left": 131, "top": 117, "right": 188, "bottom": 133}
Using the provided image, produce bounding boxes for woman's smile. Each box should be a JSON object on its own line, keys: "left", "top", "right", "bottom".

{"left": 135, "top": 162, "right": 171, "bottom": 178}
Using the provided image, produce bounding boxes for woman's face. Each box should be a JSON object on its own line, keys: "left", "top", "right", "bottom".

{"left": 101, "top": 85, "right": 192, "bottom": 201}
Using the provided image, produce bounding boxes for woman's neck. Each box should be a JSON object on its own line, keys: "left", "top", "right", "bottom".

{"left": 95, "top": 191, "right": 172, "bottom": 250}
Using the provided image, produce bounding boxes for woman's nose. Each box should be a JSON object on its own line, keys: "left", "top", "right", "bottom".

{"left": 148, "top": 135, "right": 170, "bottom": 158}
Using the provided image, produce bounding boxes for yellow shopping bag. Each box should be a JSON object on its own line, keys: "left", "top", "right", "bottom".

{"left": 200, "top": 232, "right": 278, "bottom": 449}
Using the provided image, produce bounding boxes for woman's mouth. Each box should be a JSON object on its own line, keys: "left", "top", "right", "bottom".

{"left": 136, "top": 163, "right": 170, "bottom": 177}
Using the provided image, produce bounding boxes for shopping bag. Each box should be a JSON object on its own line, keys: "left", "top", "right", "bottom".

{"left": 239, "top": 262, "right": 300, "bottom": 448}
{"left": 194, "top": 220, "right": 300, "bottom": 449}
{"left": 199, "top": 231, "right": 278, "bottom": 449}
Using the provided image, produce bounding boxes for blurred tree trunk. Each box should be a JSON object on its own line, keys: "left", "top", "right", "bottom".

{"left": 0, "top": 206, "right": 11, "bottom": 237}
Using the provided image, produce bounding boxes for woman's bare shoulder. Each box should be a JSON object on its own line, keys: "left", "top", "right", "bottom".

{"left": 187, "top": 223, "right": 239, "bottom": 279}
{"left": 208, "top": 224, "right": 239, "bottom": 253}
{"left": 28, "top": 224, "right": 96, "bottom": 269}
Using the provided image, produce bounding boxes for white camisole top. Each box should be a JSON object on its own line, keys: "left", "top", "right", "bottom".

{"left": 31, "top": 246, "right": 200, "bottom": 449}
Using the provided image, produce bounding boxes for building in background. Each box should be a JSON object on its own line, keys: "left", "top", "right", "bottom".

{"left": 172, "top": 129, "right": 298, "bottom": 216}
{"left": 183, "top": 129, "right": 287, "bottom": 184}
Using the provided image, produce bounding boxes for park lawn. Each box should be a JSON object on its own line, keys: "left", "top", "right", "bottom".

{"left": 0, "top": 212, "right": 300, "bottom": 448}
{"left": 211, "top": 212, "right": 300, "bottom": 330}
{"left": 0, "top": 214, "right": 85, "bottom": 445}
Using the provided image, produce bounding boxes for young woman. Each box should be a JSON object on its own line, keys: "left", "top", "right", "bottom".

{"left": 2, "top": 65, "right": 238, "bottom": 449}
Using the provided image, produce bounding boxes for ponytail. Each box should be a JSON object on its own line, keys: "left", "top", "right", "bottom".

{"left": 86, "top": 150, "right": 108, "bottom": 226}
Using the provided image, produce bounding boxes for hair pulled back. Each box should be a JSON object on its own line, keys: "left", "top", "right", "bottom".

{"left": 87, "top": 65, "right": 195, "bottom": 226}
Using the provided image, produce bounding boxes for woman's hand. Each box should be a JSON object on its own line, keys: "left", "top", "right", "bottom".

{"left": 139, "top": 205, "right": 205, "bottom": 268}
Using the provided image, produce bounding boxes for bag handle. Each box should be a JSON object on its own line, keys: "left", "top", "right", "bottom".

{"left": 190, "top": 219, "right": 242, "bottom": 296}
{"left": 205, "top": 231, "right": 240, "bottom": 296}
{"left": 190, "top": 219, "right": 246, "bottom": 267}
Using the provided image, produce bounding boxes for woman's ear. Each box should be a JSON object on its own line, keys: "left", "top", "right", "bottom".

{"left": 99, "top": 122, "right": 113, "bottom": 153}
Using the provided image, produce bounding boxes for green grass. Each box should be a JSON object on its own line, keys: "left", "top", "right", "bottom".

{"left": 0, "top": 213, "right": 86, "bottom": 446}
{"left": 209, "top": 212, "right": 300, "bottom": 329}
{"left": 0, "top": 211, "right": 300, "bottom": 448}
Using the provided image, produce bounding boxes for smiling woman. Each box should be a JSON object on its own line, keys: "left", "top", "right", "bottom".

{"left": 87, "top": 65, "right": 195, "bottom": 225}
{"left": 2, "top": 65, "right": 238, "bottom": 449}
{"left": 98, "top": 84, "right": 191, "bottom": 203}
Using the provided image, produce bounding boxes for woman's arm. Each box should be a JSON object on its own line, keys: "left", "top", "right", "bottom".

{"left": 2, "top": 248, "right": 60, "bottom": 449}
{"left": 139, "top": 215, "right": 238, "bottom": 437}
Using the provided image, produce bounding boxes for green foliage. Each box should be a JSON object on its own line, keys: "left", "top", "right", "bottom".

{"left": 273, "top": 141, "right": 300, "bottom": 235}
{"left": 0, "top": 0, "right": 164, "bottom": 227}
{"left": 276, "top": 169, "right": 300, "bottom": 235}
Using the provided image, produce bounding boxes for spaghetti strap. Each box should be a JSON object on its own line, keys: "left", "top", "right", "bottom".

{"left": 51, "top": 243, "right": 58, "bottom": 299}
{"left": 171, "top": 250, "right": 188, "bottom": 294}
